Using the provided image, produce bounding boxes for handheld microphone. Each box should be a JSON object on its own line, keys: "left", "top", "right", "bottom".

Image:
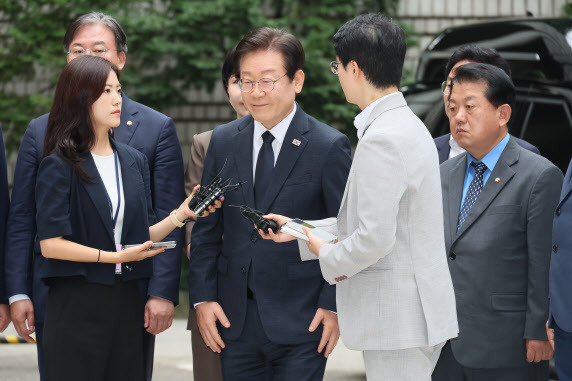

{"left": 229, "top": 205, "right": 279, "bottom": 234}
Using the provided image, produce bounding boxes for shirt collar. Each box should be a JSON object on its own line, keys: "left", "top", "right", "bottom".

{"left": 449, "top": 134, "right": 461, "bottom": 150}
{"left": 466, "top": 133, "right": 510, "bottom": 172}
{"left": 354, "top": 92, "right": 401, "bottom": 140}
{"left": 253, "top": 103, "right": 297, "bottom": 144}
{"left": 449, "top": 134, "right": 466, "bottom": 157}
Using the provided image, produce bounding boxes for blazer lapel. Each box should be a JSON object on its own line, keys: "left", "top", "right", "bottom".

{"left": 453, "top": 139, "right": 519, "bottom": 242}
{"left": 113, "top": 141, "right": 140, "bottom": 244}
{"left": 259, "top": 107, "right": 309, "bottom": 213}
{"left": 80, "top": 151, "right": 115, "bottom": 243}
{"left": 113, "top": 93, "right": 140, "bottom": 145}
{"left": 232, "top": 117, "right": 255, "bottom": 207}
{"left": 445, "top": 155, "right": 467, "bottom": 247}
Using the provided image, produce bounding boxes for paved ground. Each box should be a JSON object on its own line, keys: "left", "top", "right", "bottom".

{"left": 0, "top": 319, "right": 560, "bottom": 380}
{"left": 0, "top": 318, "right": 366, "bottom": 380}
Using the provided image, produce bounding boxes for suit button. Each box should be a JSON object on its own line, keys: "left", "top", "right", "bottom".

{"left": 553, "top": 245, "right": 558, "bottom": 253}
{"left": 241, "top": 267, "right": 246, "bottom": 274}
{"left": 251, "top": 236, "right": 257, "bottom": 243}
{"left": 556, "top": 209, "right": 561, "bottom": 216}
{"left": 449, "top": 252, "right": 456, "bottom": 260}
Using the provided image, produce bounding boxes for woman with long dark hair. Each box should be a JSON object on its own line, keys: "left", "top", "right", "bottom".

{"left": 35, "top": 55, "right": 215, "bottom": 381}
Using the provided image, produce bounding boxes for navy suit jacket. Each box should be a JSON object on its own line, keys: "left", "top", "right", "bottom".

{"left": 5, "top": 94, "right": 184, "bottom": 321}
{"left": 549, "top": 159, "right": 572, "bottom": 332}
{"left": 36, "top": 141, "right": 156, "bottom": 284}
{"left": 189, "top": 106, "right": 351, "bottom": 344}
{"left": 434, "top": 133, "right": 540, "bottom": 164}
{"left": 0, "top": 126, "right": 9, "bottom": 304}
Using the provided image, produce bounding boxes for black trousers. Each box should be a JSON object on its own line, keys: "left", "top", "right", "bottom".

{"left": 432, "top": 341, "right": 549, "bottom": 381}
{"left": 220, "top": 298, "right": 326, "bottom": 381}
{"left": 43, "top": 277, "right": 145, "bottom": 381}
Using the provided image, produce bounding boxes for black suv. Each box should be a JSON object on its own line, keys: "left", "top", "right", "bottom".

{"left": 402, "top": 18, "right": 572, "bottom": 173}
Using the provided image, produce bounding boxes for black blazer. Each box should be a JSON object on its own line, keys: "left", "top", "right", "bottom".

{"left": 189, "top": 106, "right": 352, "bottom": 344}
{"left": 6, "top": 93, "right": 184, "bottom": 323}
{"left": 434, "top": 133, "right": 540, "bottom": 164}
{"left": 35, "top": 140, "right": 156, "bottom": 285}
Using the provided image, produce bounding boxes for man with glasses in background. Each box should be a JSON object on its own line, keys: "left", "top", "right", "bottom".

{"left": 4, "top": 12, "right": 184, "bottom": 381}
{"left": 188, "top": 26, "right": 351, "bottom": 380}
{"left": 433, "top": 45, "right": 539, "bottom": 164}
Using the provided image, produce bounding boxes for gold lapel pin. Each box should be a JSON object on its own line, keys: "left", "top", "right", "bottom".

{"left": 495, "top": 177, "right": 500, "bottom": 183}
{"left": 127, "top": 120, "right": 133, "bottom": 126}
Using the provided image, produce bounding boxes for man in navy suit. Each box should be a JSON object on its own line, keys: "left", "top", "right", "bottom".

{"left": 189, "top": 27, "right": 352, "bottom": 380}
{"left": 4, "top": 13, "right": 184, "bottom": 381}
{"left": 548, "top": 158, "right": 572, "bottom": 381}
{"left": 0, "top": 125, "right": 11, "bottom": 332}
{"left": 434, "top": 45, "right": 539, "bottom": 164}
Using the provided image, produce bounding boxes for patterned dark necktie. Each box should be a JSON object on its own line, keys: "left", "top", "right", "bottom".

{"left": 254, "top": 131, "right": 275, "bottom": 208}
{"left": 457, "top": 161, "right": 488, "bottom": 232}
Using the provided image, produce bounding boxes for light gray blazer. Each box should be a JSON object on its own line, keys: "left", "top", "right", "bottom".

{"left": 299, "top": 92, "right": 459, "bottom": 351}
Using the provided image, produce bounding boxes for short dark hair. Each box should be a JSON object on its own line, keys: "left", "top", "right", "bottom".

{"left": 444, "top": 45, "right": 511, "bottom": 79}
{"left": 64, "top": 12, "right": 128, "bottom": 54}
{"left": 233, "top": 27, "right": 304, "bottom": 80}
{"left": 452, "top": 63, "right": 515, "bottom": 110}
{"left": 44, "top": 56, "right": 120, "bottom": 182}
{"left": 333, "top": 13, "right": 406, "bottom": 89}
{"left": 221, "top": 47, "right": 237, "bottom": 96}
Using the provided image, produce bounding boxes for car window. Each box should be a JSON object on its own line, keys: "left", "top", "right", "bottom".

{"left": 519, "top": 99, "right": 572, "bottom": 173}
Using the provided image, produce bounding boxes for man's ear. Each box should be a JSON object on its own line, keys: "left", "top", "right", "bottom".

{"left": 498, "top": 104, "right": 512, "bottom": 127}
{"left": 350, "top": 60, "right": 361, "bottom": 80}
{"left": 116, "top": 51, "right": 126, "bottom": 71}
{"left": 293, "top": 69, "right": 305, "bottom": 94}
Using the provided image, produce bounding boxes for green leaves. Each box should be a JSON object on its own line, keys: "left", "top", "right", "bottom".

{"left": 0, "top": 0, "right": 411, "bottom": 153}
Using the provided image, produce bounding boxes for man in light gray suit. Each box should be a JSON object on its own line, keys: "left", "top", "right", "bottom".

{"left": 433, "top": 63, "right": 562, "bottom": 381}
{"left": 261, "top": 14, "right": 458, "bottom": 380}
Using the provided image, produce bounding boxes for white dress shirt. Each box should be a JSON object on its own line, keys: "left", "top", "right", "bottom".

{"left": 448, "top": 135, "right": 466, "bottom": 159}
{"left": 252, "top": 103, "right": 296, "bottom": 181}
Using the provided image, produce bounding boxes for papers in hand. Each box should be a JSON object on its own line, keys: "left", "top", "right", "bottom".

{"left": 280, "top": 219, "right": 337, "bottom": 243}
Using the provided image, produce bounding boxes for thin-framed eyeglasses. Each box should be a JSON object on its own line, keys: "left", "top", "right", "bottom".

{"left": 66, "top": 46, "right": 116, "bottom": 59}
{"left": 330, "top": 61, "right": 339, "bottom": 75}
{"left": 238, "top": 74, "right": 287, "bottom": 93}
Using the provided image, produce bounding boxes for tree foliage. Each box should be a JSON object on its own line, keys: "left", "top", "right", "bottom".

{"left": 564, "top": 2, "right": 572, "bottom": 16}
{"left": 0, "top": 0, "right": 410, "bottom": 152}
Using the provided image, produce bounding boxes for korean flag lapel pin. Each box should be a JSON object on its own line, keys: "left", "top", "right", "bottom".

{"left": 292, "top": 139, "right": 301, "bottom": 147}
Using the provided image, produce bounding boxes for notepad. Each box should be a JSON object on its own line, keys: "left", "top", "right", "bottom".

{"left": 281, "top": 219, "right": 338, "bottom": 243}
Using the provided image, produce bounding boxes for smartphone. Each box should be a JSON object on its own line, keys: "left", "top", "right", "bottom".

{"left": 123, "top": 241, "right": 177, "bottom": 250}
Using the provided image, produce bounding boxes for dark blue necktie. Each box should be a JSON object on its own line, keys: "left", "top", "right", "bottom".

{"left": 255, "top": 131, "right": 275, "bottom": 208}
{"left": 457, "top": 161, "right": 487, "bottom": 232}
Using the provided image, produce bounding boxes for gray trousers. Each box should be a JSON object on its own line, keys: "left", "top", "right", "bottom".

{"left": 432, "top": 341, "right": 549, "bottom": 381}
{"left": 363, "top": 341, "right": 445, "bottom": 380}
